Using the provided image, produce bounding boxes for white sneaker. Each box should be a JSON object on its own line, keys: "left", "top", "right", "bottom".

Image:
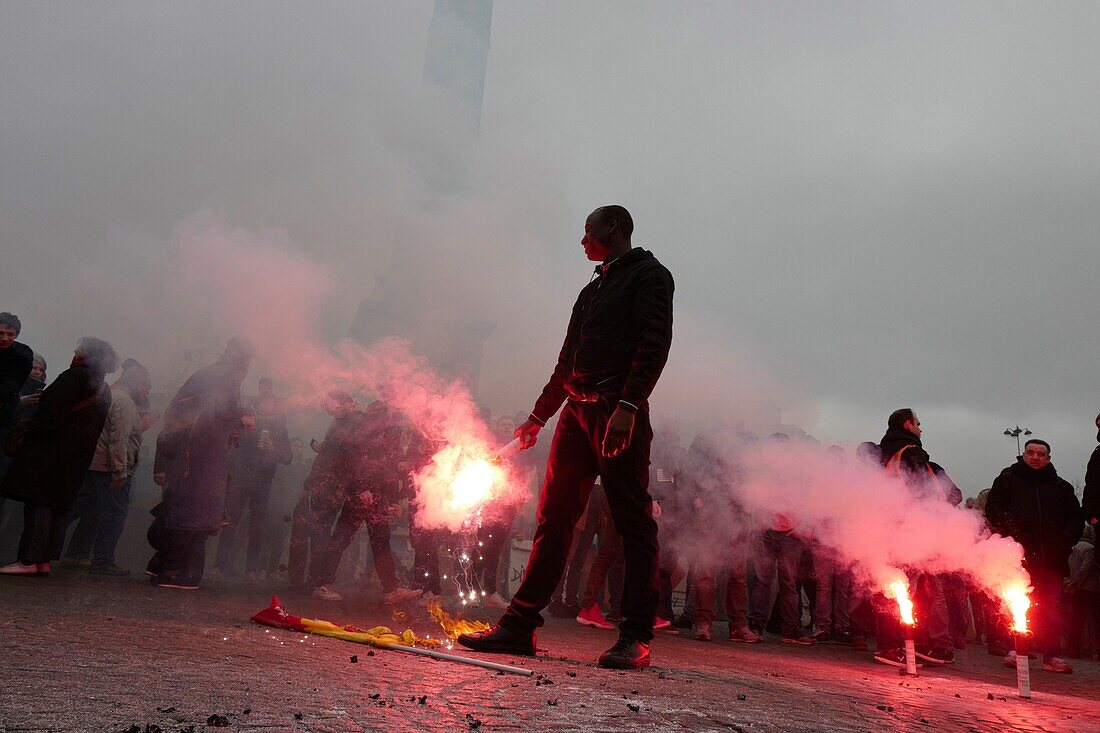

{"left": 1003, "top": 650, "right": 1018, "bottom": 668}
{"left": 482, "top": 591, "right": 510, "bottom": 610}
{"left": 383, "top": 587, "right": 424, "bottom": 605}
{"left": 0, "top": 562, "right": 41, "bottom": 576}
{"left": 312, "top": 584, "right": 344, "bottom": 602}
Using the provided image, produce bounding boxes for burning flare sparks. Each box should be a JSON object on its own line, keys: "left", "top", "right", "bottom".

{"left": 427, "top": 600, "right": 491, "bottom": 640}
{"left": 449, "top": 456, "right": 499, "bottom": 513}
{"left": 1002, "top": 585, "right": 1031, "bottom": 634}
{"left": 413, "top": 443, "right": 514, "bottom": 531}
{"left": 888, "top": 579, "right": 916, "bottom": 626}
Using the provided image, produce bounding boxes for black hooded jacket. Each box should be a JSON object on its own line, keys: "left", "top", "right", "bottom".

{"left": 985, "top": 458, "right": 1082, "bottom": 575}
{"left": 1083, "top": 430, "right": 1100, "bottom": 525}
{"left": 878, "top": 428, "right": 962, "bottom": 505}
{"left": 879, "top": 428, "right": 930, "bottom": 473}
{"left": 0, "top": 341, "right": 33, "bottom": 434}
{"left": 531, "top": 248, "right": 674, "bottom": 423}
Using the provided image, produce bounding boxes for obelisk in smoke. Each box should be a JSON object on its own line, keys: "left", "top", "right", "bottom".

{"left": 350, "top": 0, "right": 496, "bottom": 391}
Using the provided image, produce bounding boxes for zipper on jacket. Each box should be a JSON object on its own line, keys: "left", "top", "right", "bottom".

{"left": 1035, "top": 478, "right": 1046, "bottom": 567}
{"left": 570, "top": 274, "right": 604, "bottom": 381}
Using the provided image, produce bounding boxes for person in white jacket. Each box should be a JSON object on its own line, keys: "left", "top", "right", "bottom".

{"left": 63, "top": 361, "right": 151, "bottom": 575}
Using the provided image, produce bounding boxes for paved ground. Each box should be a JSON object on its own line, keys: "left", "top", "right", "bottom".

{"left": 1, "top": 573, "right": 1098, "bottom": 733}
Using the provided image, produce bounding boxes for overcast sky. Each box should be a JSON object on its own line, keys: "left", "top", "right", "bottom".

{"left": 3, "top": 1, "right": 1099, "bottom": 492}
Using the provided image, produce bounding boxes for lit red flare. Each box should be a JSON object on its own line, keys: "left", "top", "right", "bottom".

{"left": 1002, "top": 585, "right": 1031, "bottom": 635}
{"left": 413, "top": 442, "right": 514, "bottom": 530}
{"left": 887, "top": 579, "right": 916, "bottom": 626}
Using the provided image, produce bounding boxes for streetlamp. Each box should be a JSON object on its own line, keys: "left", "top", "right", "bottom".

{"left": 1003, "top": 425, "right": 1032, "bottom": 455}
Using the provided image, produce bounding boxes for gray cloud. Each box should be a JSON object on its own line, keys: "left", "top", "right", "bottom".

{"left": 2, "top": 1, "right": 1098, "bottom": 491}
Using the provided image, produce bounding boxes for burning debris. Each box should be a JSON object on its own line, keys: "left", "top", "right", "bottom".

{"left": 249, "top": 596, "right": 532, "bottom": 676}
{"left": 426, "top": 600, "right": 491, "bottom": 640}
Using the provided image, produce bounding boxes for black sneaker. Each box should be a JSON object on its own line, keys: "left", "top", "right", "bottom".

{"left": 782, "top": 633, "right": 814, "bottom": 645}
{"left": 834, "top": 630, "right": 854, "bottom": 645}
{"left": 672, "top": 614, "right": 694, "bottom": 630}
{"left": 916, "top": 647, "right": 954, "bottom": 664}
{"left": 456, "top": 625, "right": 537, "bottom": 656}
{"left": 810, "top": 629, "right": 835, "bottom": 644}
{"left": 874, "top": 647, "right": 922, "bottom": 669}
{"left": 90, "top": 563, "right": 131, "bottom": 577}
{"left": 598, "top": 637, "right": 651, "bottom": 669}
{"left": 157, "top": 578, "right": 199, "bottom": 590}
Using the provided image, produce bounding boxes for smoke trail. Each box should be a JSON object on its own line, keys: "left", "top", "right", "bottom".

{"left": 685, "top": 435, "right": 1030, "bottom": 600}
{"left": 137, "top": 213, "right": 528, "bottom": 531}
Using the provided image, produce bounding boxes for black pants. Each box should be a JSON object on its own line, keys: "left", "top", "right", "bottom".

{"left": 411, "top": 523, "right": 448, "bottom": 595}
{"left": 502, "top": 400, "right": 658, "bottom": 642}
{"left": 1066, "top": 589, "right": 1099, "bottom": 657}
{"left": 287, "top": 483, "right": 343, "bottom": 586}
{"left": 581, "top": 489, "right": 625, "bottom": 609}
{"left": 1030, "top": 566, "right": 1065, "bottom": 660}
{"left": 17, "top": 501, "right": 68, "bottom": 564}
{"left": 215, "top": 475, "right": 274, "bottom": 574}
{"left": 309, "top": 503, "right": 399, "bottom": 591}
{"left": 157, "top": 529, "right": 211, "bottom": 585}
{"left": 476, "top": 513, "right": 515, "bottom": 594}
{"left": 551, "top": 478, "right": 601, "bottom": 606}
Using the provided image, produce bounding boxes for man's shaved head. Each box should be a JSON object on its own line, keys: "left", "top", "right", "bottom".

{"left": 594, "top": 205, "right": 634, "bottom": 238}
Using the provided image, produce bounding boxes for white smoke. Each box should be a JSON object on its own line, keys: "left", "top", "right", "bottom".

{"left": 679, "top": 434, "right": 1030, "bottom": 603}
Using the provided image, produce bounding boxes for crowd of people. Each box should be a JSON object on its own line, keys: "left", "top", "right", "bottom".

{"left": 0, "top": 312, "right": 539, "bottom": 611}
{"left": 1, "top": 301, "right": 1098, "bottom": 674}
{"left": 534, "top": 410, "right": 1095, "bottom": 676}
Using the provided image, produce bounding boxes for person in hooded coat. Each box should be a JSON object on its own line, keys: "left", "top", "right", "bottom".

{"left": 1, "top": 338, "right": 117, "bottom": 575}
{"left": 873, "top": 408, "right": 956, "bottom": 667}
{"left": 0, "top": 313, "right": 35, "bottom": 521}
{"left": 147, "top": 336, "right": 254, "bottom": 589}
{"left": 1082, "top": 412, "right": 1100, "bottom": 542}
{"left": 986, "top": 438, "right": 1082, "bottom": 673}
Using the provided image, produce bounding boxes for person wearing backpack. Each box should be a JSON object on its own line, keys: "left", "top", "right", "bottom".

{"left": 872, "top": 408, "right": 956, "bottom": 667}
{"left": 0, "top": 338, "right": 117, "bottom": 576}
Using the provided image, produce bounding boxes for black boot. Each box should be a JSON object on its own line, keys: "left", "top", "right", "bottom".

{"left": 457, "top": 624, "right": 537, "bottom": 656}
{"left": 598, "top": 637, "right": 651, "bottom": 669}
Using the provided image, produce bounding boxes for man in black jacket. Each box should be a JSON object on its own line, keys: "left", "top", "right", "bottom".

{"left": 986, "top": 439, "right": 1082, "bottom": 673}
{"left": 459, "top": 205, "right": 674, "bottom": 669}
{"left": 1082, "top": 412, "right": 1100, "bottom": 540}
{"left": 873, "top": 409, "right": 956, "bottom": 667}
